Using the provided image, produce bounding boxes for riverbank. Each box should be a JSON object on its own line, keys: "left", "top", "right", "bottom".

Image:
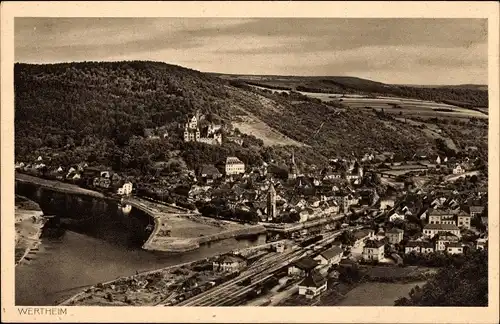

{"left": 59, "top": 258, "right": 210, "bottom": 306}
{"left": 15, "top": 195, "right": 46, "bottom": 266}
{"left": 59, "top": 243, "right": 270, "bottom": 306}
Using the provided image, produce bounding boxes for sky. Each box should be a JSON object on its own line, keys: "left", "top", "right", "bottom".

{"left": 15, "top": 18, "right": 488, "bottom": 85}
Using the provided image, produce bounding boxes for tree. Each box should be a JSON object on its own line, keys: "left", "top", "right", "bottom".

{"left": 395, "top": 250, "right": 487, "bottom": 306}
{"left": 471, "top": 214, "right": 486, "bottom": 232}
{"left": 339, "top": 230, "right": 356, "bottom": 246}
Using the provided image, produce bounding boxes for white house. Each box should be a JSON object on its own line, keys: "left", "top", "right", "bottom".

{"left": 298, "top": 270, "right": 327, "bottom": 299}
{"left": 380, "top": 198, "right": 396, "bottom": 211}
{"left": 476, "top": 238, "right": 488, "bottom": 250}
{"left": 15, "top": 162, "right": 25, "bottom": 169}
{"left": 385, "top": 228, "right": 404, "bottom": 244}
{"left": 457, "top": 210, "right": 471, "bottom": 229}
{"left": 225, "top": 157, "right": 245, "bottom": 175}
{"left": 423, "top": 223, "right": 461, "bottom": 239}
{"left": 313, "top": 246, "right": 343, "bottom": 266}
{"left": 446, "top": 242, "right": 464, "bottom": 255}
{"left": 405, "top": 241, "right": 434, "bottom": 254}
{"left": 212, "top": 255, "right": 247, "bottom": 272}
{"left": 117, "top": 181, "right": 133, "bottom": 196}
{"left": 353, "top": 229, "right": 375, "bottom": 248}
{"left": 362, "top": 239, "right": 385, "bottom": 262}
{"left": 469, "top": 206, "right": 485, "bottom": 218}
{"left": 428, "top": 209, "right": 456, "bottom": 225}
{"left": 435, "top": 233, "right": 459, "bottom": 251}
{"left": 389, "top": 212, "right": 405, "bottom": 222}
{"left": 452, "top": 164, "right": 465, "bottom": 175}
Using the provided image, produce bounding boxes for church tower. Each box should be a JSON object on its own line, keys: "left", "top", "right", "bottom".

{"left": 267, "top": 182, "right": 277, "bottom": 221}
{"left": 288, "top": 152, "right": 299, "bottom": 180}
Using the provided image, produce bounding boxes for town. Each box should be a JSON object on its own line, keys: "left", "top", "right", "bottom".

{"left": 16, "top": 109, "right": 488, "bottom": 306}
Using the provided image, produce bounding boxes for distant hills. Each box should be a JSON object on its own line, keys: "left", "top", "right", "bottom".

{"left": 398, "top": 84, "right": 488, "bottom": 91}
{"left": 213, "top": 73, "right": 488, "bottom": 108}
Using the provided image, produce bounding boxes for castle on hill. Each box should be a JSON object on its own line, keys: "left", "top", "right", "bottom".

{"left": 183, "top": 111, "right": 222, "bottom": 145}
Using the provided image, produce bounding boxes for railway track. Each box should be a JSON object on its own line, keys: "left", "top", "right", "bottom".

{"left": 176, "top": 250, "right": 299, "bottom": 306}
{"left": 178, "top": 228, "right": 353, "bottom": 306}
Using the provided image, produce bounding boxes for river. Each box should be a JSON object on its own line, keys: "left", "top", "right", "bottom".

{"left": 15, "top": 202, "right": 266, "bottom": 306}
{"left": 336, "top": 281, "right": 427, "bottom": 306}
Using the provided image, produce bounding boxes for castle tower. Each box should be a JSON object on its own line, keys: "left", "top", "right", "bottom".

{"left": 357, "top": 162, "right": 364, "bottom": 178}
{"left": 267, "top": 183, "right": 277, "bottom": 221}
{"left": 288, "top": 152, "right": 298, "bottom": 180}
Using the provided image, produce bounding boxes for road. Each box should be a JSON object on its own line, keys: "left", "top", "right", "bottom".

{"left": 444, "top": 170, "right": 480, "bottom": 182}
{"left": 175, "top": 227, "right": 361, "bottom": 306}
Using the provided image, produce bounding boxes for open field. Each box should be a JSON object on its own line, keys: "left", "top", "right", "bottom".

{"left": 335, "top": 97, "right": 487, "bottom": 119}
{"left": 244, "top": 83, "right": 487, "bottom": 120}
{"left": 336, "top": 281, "right": 426, "bottom": 306}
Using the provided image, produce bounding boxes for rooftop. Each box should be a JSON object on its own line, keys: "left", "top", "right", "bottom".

{"left": 424, "top": 223, "right": 460, "bottom": 231}
{"left": 364, "top": 239, "right": 385, "bottom": 249}
{"left": 292, "top": 256, "right": 319, "bottom": 271}
{"left": 470, "top": 206, "right": 485, "bottom": 213}
{"left": 406, "top": 241, "right": 433, "bottom": 248}
{"left": 226, "top": 157, "right": 244, "bottom": 165}
{"left": 436, "top": 232, "right": 459, "bottom": 241}
{"left": 320, "top": 246, "right": 344, "bottom": 260}
{"left": 300, "top": 270, "right": 327, "bottom": 288}
{"left": 386, "top": 228, "right": 404, "bottom": 234}
{"left": 353, "top": 229, "right": 373, "bottom": 240}
{"left": 200, "top": 164, "right": 222, "bottom": 176}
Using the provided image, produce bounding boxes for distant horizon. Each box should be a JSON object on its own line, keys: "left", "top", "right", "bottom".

{"left": 15, "top": 18, "right": 487, "bottom": 85}
{"left": 14, "top": 59, "right": 488, "bottom": 87}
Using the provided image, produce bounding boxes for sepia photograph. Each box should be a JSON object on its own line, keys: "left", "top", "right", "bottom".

{"left": 1, "top": 1, "right": 499, "bottom": 323}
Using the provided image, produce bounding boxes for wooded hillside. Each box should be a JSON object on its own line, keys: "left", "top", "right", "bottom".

{"left": 15, "top": 61, "right": 460, "bottom": 174}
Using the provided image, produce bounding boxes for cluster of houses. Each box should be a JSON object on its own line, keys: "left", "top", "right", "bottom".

{"left": 187, "top": 153, "right": 376, "bottom": 224}
{"left": 15, "top": 156, "right": 134, "bottom": 196}
{"left": 353, "top": 199, "right": 487, "bottom": 265}
{"left": 403, "top": 203, "right": 487, "bottom": 255}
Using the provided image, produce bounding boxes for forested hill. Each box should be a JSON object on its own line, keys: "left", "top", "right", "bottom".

{"left": 15, "top": 61, "right": 438, "bottom": 174}
{"left": 15, "top": 61, "right": 233, "bottom": 146}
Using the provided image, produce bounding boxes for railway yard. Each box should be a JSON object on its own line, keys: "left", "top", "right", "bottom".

{"left": 62, "top": 226, "right": 359, "bottom": 306}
